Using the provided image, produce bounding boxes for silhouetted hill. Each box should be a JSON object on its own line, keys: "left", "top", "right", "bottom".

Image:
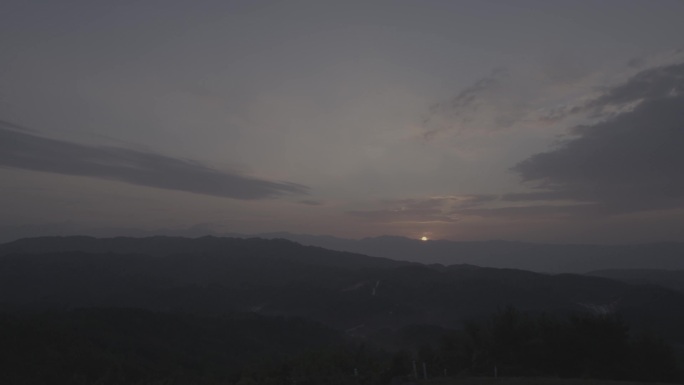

{"left": 256, "top": 233, "right": 684, "bottom": 273}
{"left": 3, "top": 236, "right": 684, "bottom": 344}
{"left": 0, "top": 235, "right": 406, "bottom": 269}
{"left": 6, "top": 233, "right": 684, "bottom": 274}
{"left": 589, "top": 269, "right": 684, "bottom": 294}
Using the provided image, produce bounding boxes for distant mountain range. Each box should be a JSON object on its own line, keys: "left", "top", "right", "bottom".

{"left": 3, "top": 236, "right": 684, "bottom": 344}
{"left": 3, "top": 229, "right": 684, "bottom": 273}
{"left": 251, "top": 232, "right": 684, "bottom": 274}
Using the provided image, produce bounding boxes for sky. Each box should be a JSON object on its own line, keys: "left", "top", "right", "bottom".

{"left": 2, "top": 0, "right": 684, "bottom": 243}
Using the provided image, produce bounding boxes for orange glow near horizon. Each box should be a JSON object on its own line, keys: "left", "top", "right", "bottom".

{"left": 421, "top": 236, "right": 428, "bottom": 241}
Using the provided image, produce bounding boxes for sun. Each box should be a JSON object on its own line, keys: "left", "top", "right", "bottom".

{"left": 421, "top": 236, "right": 429, "bottom": 241}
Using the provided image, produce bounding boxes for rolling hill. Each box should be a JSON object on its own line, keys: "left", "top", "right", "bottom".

{"left": 2, "top": 236, "right": 684, "bottom": 343}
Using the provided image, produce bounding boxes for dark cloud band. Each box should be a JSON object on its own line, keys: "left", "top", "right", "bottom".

{"left": 508, "top": 63, "right": 684, "bottom": 215}
{"left": 0, "top": 123, "right": 308, "bottom": 200}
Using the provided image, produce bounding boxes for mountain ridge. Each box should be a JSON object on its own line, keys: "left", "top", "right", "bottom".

{"left": 4, "top": 234, "right": 684, "bottom": 273}
{"left": 235, "top": 233, "right": 684, "bottom": 273}
{"left": 3, "top": 236, "right": 684, "bottom": 344}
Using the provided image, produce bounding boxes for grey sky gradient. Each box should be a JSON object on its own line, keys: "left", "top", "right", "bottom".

{"left": 2, "top": 0, "right": 684, "bottom": 243}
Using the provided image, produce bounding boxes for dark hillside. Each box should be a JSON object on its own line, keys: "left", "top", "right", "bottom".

{"left": 3, "top": 237, "right": 684, "bottom": 343}
{"left": 0, "top": 308, "right": 339, "bottom": 385}
{"left": 0, "top": 236, "right": 407, "bottom": 270}
{"left": 589, "top": 269, "right": 684, "bottom": 294}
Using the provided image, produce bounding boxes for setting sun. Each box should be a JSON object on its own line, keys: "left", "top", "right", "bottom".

{"left": 421, "top": 236, "right": 428, "bottom": 241}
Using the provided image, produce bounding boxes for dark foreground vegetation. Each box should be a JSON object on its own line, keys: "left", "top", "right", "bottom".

{"left": 0, "top": 307, "right": 680, "bottom": 384}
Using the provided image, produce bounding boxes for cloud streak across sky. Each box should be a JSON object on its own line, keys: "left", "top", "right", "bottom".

{"left": 0, "top": 123, "right": 308, "bottom": 200}
{"left": 348, "top": 195, "right": 496, "bottom": 224}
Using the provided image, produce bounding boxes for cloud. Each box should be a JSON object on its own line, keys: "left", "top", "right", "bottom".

{"left": 457, "top": 203, "right": 600, "bottom": 219}
{"left": 348, "top": 195, "right": 496, "bottom": 223}
{"left": 535, "top": 55, "right": 684, "bottom": 123}
{"left": 422, "top": 68, "right": 509, "bottom": 139}
{"left": 506, "top": 62, "right": 684, "bottom": 215}
{"left": 347, "top": 208, "right": 459, "bottom": 224}
{"left": 0, "top": 123, "right": 308, "bottom": 200}
{"left": 577, "top": 62, "right": 684, "bottom": 118}
{"left": 298, "top": 199, "right": 323, "bottom": 206}
{"left": 422, "top": 52, "right": 684, "bottom": 143}
{"left": 0, "top": 119, "right": 35, "bottom": 133}
{"left": 501, "top": 190, "right": 589, "bottom": 202}
{"left": 420, "top": 65, "right": 600, "bottom": 141}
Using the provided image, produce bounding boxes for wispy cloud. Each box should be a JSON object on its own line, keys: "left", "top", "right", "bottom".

{"left": 0, "top": 119, "right": 36, "bottom": 133}
{"left": 421, "top": 51, "right": 684, "bottom": 143}
{"left": 0, "top": 122, "right": 308, "bottom": 200}
{"left": 422, "top": 68, "right": 510, "bottom": 139}
{"left": 456, "top": 203, "right": 600, "bottom": 219}
{"left": 548, "top": 62, "right": 684, "bottom": 121}
{"left": 298, "top": 199, "right": 323, "bottom": 206}
{"left": 348, "top": 195, "right": 496, "bottom": 223}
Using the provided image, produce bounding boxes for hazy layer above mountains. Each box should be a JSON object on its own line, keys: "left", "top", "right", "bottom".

{"left": 261, "top": 233, "right": 684, "bottom": 274}
{"left": 3, "top": 232, "right": 684, "bottom": 274}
